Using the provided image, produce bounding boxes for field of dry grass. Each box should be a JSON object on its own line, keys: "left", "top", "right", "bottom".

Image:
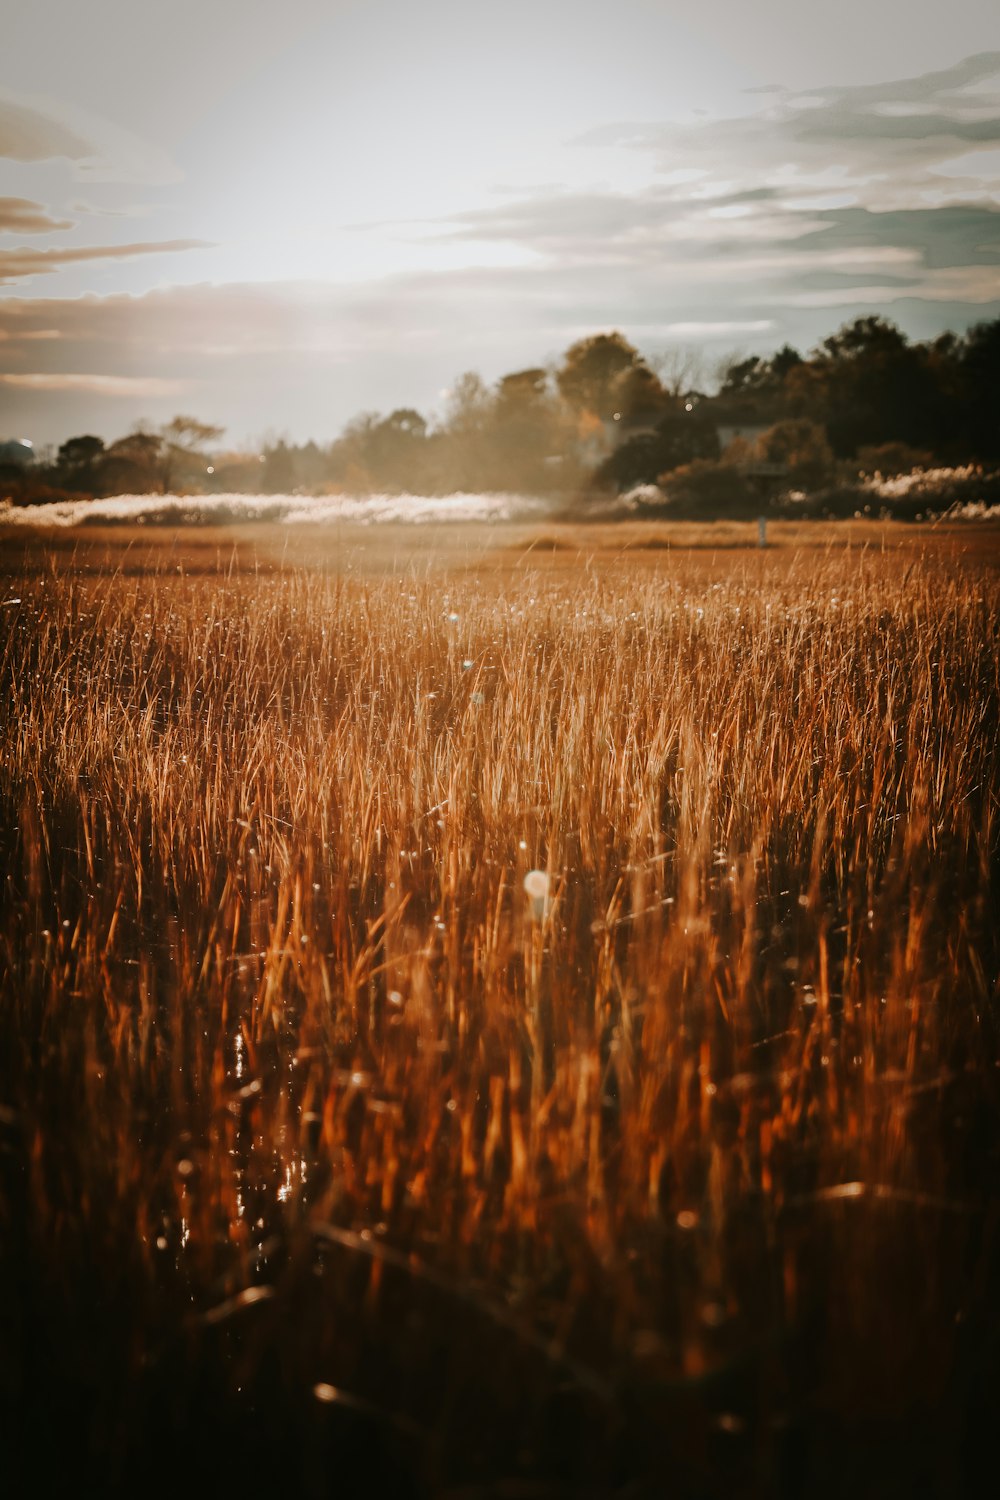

{"left": 1, "top": 522, "right": 998, "bottom": 1497}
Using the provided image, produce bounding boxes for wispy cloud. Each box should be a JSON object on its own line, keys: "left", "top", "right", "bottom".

{"left": 577, "top": 51, "right": 1000, "bottom": 201}
{"left": 0, "top": 93, "right": 201, "bottom": 292}
{"left": 0, "top": 96, "right": 94, "bottom": 164}
{"left": 0, "top": 373, "right": 185, "bottom": 396}
{"left": 0, "top": 90, "right": 181, "bottom": 183}
{"left": 411, "top": 52, "right": 1000, "bottom": 311}
{"left": 0, "top": 197, "right": 73, "bottom": 234}
{"left": 0, "top": 238, "right": 213, "bottom": 286}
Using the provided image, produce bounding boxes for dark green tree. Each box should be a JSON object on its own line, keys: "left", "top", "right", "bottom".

{"left": 959, "top": 318, "right": 1000, "bottom": 459}
{"left": 815, "top": 318, "right": 939, "bottom": 456}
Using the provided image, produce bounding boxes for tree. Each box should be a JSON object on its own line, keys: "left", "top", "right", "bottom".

{"left": 718, "top": 346, "right": 801, "bottom": 402}
{"left": 650, "top": 346, "right": 705, "bottom": 400}
{"left": 296, "top": 440, "right": 328, "bottom": 488}
{"left": 262, "top": 440, "right": 296, "bottom": 493}
{"left": 814, "top": 319, "right": 940, "bottom": 456}
{"left": 488, "top": 368, "right": 571, "bottom": 489}
{"left": 820, "top": 315, "right": 908, "bottom": 363}
{"left": 444, "top": 372, "right": 491, "bottom": 433}
{"left": 556, "top": 332, "right": 642, "bottom": 422}
{"left": 770, "top": 344, "right": 803, "bottom": 381}
{"left": 782, "top": 361, "right": 829, "bottom": 420}
{"left": 329, "top": 408, "right": 431, "bottom": 491}
{"left": 597, "top": 411, "right": 719, "bottom": 491}
{"left": 959, "top": 318, "right": 1000, "bottom": 459}
{"left": 94, "top": 417, "right": 224, "bottom": 495}
{"left": 156, "top": 416, "right": 225, "bottom": 493}
{"left": 438, "top": 373, "right": 492, "bottom": 490}
{"left": 57, "top": 434, "right": 104, "bottom": 471}
{"left": 55, "top": 435, "right": 105, "bottom": 492}
{"left": 609, "top": 361, "right": 670, "bottom": 428}
{"left": 754, "top": 419, "right": 834, "bottom": 491}
{"left": 101, "top": 431, "right": 163, "bottom": 494}
{"left": 718, "top": 354, "right": 767, "bottom": 398}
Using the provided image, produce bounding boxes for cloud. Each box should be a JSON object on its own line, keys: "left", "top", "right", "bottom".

{"left": 797, "top": 204, "right": 1000, "bottom": 269}
{"left": 0, "top": 238, "right": 212, "bottom": 286}
{"left": 433, "top": 185, "right": 779, "bottom": 249}
{"left": 0, "top": 99, "right": 202, "bottom": 287}
{"left": 0, "top": 90, "right": 181, "bottom": 183}
{"left": 0, "top": 373, "right": 185, "bottom": 396}
{"left": 415, "top": 183, "right": 1000, "bottom": 306}
{"left": 0, "top": 265, "right": 993, "bottom": 396}
{"left": 0, "top": 197, "right": 73, "bottom": 234}
{"left": 653, "top": 320, "right": 776, "bottom": 339}
{"left": 0, "top": 96, "right": 94, "bottom": 163}
{"left": 389, "top": 53, "right": 1000, "bottom": 321}
{"left": 578, "top": 51, "right": 1000, "bottom": 202}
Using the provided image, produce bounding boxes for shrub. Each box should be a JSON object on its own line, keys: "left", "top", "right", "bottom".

{"left": 657, "top": 458, "right": 759, "bottom": 518}
{"left": 597, "top": 413, "right": 719, "bottom": 492}
{"left": 866, "top": 464, "right": 1000, "bottom": 517}
{"left": 755, "top": 418, "right": 834, "bottom": 491}
{"left": 1, "top": 478, "right": 84, "bottom": 508}
{"left": 774, "top": 483, "right": 867, "bottom": 519}
{"left": 856, "top": 442, "right": 934, "bottom": 476}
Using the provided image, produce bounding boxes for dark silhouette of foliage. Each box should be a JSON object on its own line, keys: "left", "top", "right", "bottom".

{"left": 658, "top": 457, "right": 758, "bottom": 516}
{"left": 959, "top": 318, "right": 1000, "bottom": 459}
{"left": 856, "top": 442, "right": 934, "bottom": 476}
{"left": 15, "top": 313, "right": 1000, "bottom": 508}
{"left": 597, "top": 411, "right": 719, "bottom": 491}
{"left": 755, "top": 418, "right": 834, "bottom": 491}
{"left": 52, "top": 435, "right": 106, "bottom": 493}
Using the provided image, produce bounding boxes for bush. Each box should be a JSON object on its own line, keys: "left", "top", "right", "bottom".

{"left": 866, "top": 464, "right": 1000, "bottom": 518}
{"left": 657, "top": 459, "right": 759, "bottom": 518}
{"left": 774, "top": 484, "right": 867, "bottom": 519}
{"left": 773, "top": 466, "right": 1000, "bottom": 521}
{"left": 1, "top": 478, "right": 84, "bottom": 508}
{"left": 856, "top": 442, "right": 934, "bottom": 476}
{"left": 755, "top": 418, "right": 834, "bottom": 491}
{"left": 596, "top": 413, "right": 719, "bottom": 492}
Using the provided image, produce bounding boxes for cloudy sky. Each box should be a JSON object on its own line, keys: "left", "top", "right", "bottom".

{"left": 1, "top": 0, "right": 998, "bottom": 447}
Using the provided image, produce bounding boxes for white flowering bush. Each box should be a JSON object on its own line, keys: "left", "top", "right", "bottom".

{"left": 776, "top": 465, "right": 1000, "bottom": 520}
{"left": 0, "top": 491, "right": 551, "bottom": 528}
{"left": 863, "top": 465, "right": 1000, "bottom": 517}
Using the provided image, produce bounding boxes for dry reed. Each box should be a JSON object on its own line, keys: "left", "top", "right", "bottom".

{"left": 0, "top": 538, "right": 997, "bottom": 1495}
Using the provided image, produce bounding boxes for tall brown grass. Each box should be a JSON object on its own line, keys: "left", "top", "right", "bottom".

{"left": 0, "top": 539, "right": 997, "bottom": 1496}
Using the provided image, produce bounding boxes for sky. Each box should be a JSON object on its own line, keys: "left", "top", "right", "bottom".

{"left": 1, "top": 0, "right": 998, "bottom": 449}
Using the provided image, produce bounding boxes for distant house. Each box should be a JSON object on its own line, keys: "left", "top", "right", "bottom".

{"left": 716, "top": 422, "right": 771, "bottom": 452}
{"left": 693, "top": 402, "right": 790, "bottom": 487}
{"left": 601, "top": 413, "right": 660, "bottom": 449}
{"left": 703, "top": 393, "right": 782, "bottom": 456}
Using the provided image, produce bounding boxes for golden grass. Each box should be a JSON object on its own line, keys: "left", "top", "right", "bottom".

{"left": 1, "top": 528, "right": 998, "bottom": 1494}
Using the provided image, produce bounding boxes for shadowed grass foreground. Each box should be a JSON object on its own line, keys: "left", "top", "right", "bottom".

{"left": 0, "top": 536, "right": 998, "bottom": 1496}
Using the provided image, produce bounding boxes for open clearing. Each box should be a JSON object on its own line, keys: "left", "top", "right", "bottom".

{"left": 1, "top": 521, "right": 998, "bottom": 1497}
{"left": 2, "top": 515, "right": 999, "bottom": 579}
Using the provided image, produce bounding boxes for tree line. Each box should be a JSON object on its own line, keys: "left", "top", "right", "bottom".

{"left": 5, "top": 314, "right": 999, "bottom": 505}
